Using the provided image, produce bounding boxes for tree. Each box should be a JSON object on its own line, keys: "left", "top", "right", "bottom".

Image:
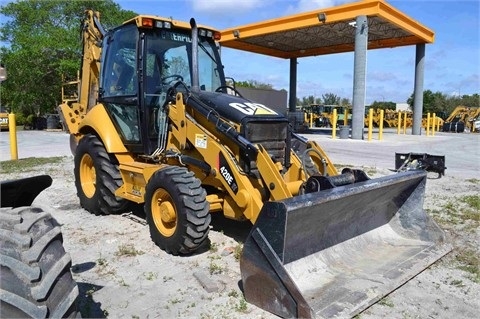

{"left": 322, "top": 93, "right": 340, "bottom": 105}
{"left": 369, "top": 100, "right": 396, "bottom": 110}
{"left": 0, "top": 0, "right": 136, "bottom": 120}
{"left": 407, "top": 90, "right": 479, "bottom": 119}
{"left": 297, "top": 95, "right": 321, "bottom": 106}
{"left": 340, "top": 97, "right": 351, "bottom": 107}
{"left": 235, "top": 79, "right": 273, "bottom": 89}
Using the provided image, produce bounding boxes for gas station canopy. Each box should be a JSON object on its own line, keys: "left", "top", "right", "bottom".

{"left": 219, "top": 0, "right": 434, "bottom": 59}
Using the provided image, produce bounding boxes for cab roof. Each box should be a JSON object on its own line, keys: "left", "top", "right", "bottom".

{"left": 123, "top": 15, "right": 219, "bottom": 32}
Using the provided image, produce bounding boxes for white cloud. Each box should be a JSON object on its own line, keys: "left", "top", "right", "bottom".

{"left": 296, "top": 0, "right": 337, "bottom": 12}
{"left": 285, "top": 0, "right": 353, "bottom": 15}
{"left": 188, "top": 0, "right": 269, "bottom": 14}
{"left": 369, "top": 71, "right": 397, "bottom": 82}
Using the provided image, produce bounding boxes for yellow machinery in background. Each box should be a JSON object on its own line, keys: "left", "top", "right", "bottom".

{"left": 303, "top": 104, "right": 351, "bottom": 128}
{"left": 442, "top": 106, "right": 479, "bottom": 132}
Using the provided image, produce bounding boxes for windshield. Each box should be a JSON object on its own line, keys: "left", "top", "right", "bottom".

{"left": 144, "top": 29, "right": 223, "bottom": 93}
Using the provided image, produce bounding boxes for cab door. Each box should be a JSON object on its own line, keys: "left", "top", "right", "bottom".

{"left": 99, "top": 24, "right": 142, "bottom": 153}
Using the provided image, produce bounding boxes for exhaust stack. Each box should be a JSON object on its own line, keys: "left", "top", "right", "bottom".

{"left": 190, "top": 18, "right": 200, "bottom": 92}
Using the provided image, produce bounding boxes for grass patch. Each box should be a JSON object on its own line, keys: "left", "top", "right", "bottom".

{"left": 0, "top": 156, "right": 64, "bottom": 174}
{"left": 443, "top": 201, "right": 456, "bottom": 212}
{"left": 465, "top": 178, "right": 480, "bottom": 184}
{"left": 461, "top": 208, "right": 480, "bottom": 223}
{"left": 378, "top": 297, "right": 394, "bottom": 308}
{"left": 209, "top": 242, "right": 219, "bottom": 253}
{"left": 450, "top": 279, "right": 464, "bottom": 287}
{"left": 169, "top": 297, "right": 181, "bottom": 305}
{"left": 459, "top": 195, "right": 480, "bottom": 211}
{"left": 97, "top": 256, "right": 108, "bottom": 267}
{"left": 228, "top": 289, "right": 239, "bottom": 298}
{"left": 143, "top": 272, "right": 158, "bottom": 281}
{"left": 455, "top": 248, "right": 480, "bottom": 283}
{"left": 233, "top": 243, "right": 243, "bottom": 261}
{"left": 208, "top": 260, "right": 223, "bottom": 275}
{"left": 115, "top": 244, "right": 144, "bottom": 257}
{"left": 234, "top": 297, "right": 248, "bottom": 313}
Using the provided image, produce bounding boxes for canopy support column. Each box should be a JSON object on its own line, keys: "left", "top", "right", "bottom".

{"left": 412, "top": 44, "right": 425, "bottom": 135}
{"left": 351, "top": 15, "right": 368, "bottom": 140}
{"left": 289, "top": 58, "right": 297, "bottom": 112}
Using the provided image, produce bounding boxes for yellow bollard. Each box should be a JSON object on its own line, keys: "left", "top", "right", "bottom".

{"left": 344, "top": 108, "right": 348, "bottom": 126}
{"left": 8, "top": 113, "right": 18, "bottom": 160}
{"left": 432, "top": 113, "right": 436, "bottom": 136}
{"left": 397, "top": 111, "right": 402, "bottom": 134}
{"left": 378, "top": 109, "right": 384, "bottom": 140}
{"left": 403, "top": 112, "right": 407, "bottom": 134}
{"left": 426, "top": 112, "right": 431, "bottom": 136}
{"left": 309, "top": 113, "right": 313, "bottom": 128}
{"left": 331, "top": 109, "right": 337, "bottom": 139}
{"left": 368, "top": 108, "right": 373, "bottom": 141}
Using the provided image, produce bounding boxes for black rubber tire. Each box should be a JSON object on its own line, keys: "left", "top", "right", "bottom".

{"left": 74, "top": 134, "right": 130, "bottom": 215}
{"left": 145, "top": 166, "right": 210, "bottom": 255}
{"left": 0, "top": 207, "right": 80, "bottom": 318}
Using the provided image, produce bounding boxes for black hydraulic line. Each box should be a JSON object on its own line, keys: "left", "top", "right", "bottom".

{"left": 304, "top": 168, "right": 370, "bottom": 193}
{"left": 178, "top": 154, "right": 212, "bottom": 174}
{"left": 284, "top": 127, "right": 292, "bottom": 170}
{"left": 93, "top": 15, "right": 106, "bottom": 37}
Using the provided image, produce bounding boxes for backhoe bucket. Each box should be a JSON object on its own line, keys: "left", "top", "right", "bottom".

{"left": 241, "top": 170, "right": 451, "bottom": 319}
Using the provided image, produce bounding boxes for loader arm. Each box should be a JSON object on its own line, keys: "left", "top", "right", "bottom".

{"left": 167, "top": 93, "right": 264, "bottom": 222}
{"left": 166, "top": 90, "right": 340, "bottom": 222}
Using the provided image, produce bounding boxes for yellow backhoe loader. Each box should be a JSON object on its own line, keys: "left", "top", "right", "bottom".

{"left": 442, "top": 105, "right": 480, "bottom": 133}
{"left": 59, "top": 11, "right": 451, "bottom": 318}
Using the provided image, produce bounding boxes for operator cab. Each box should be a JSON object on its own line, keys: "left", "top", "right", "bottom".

{"left": 98, "top": 16, "right": 225, "bottom": 155}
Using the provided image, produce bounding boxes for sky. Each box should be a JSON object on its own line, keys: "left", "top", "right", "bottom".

{"left": 119, "top": 0, "right": 480, "bottom": 104}
{"left": 3, "top": 0, "right": 479, "bottom": 104}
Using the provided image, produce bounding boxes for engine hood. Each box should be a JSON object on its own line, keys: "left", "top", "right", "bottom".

{"left": 192, "top": 91, "right": 286, "bottom": 125}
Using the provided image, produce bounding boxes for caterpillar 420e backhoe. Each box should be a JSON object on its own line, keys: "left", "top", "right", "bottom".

{"left": 59, "top": 11, "right": 451, "bottom": 319}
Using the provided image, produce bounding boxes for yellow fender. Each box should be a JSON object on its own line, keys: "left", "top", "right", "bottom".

{"left": 77, "top": 103, "right": 128, "bottom": 153}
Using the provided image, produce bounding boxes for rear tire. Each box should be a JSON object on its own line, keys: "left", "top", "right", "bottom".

{"left": 74, "top": 134, "right": 130, "bottom": 215}
{"left": 0, "top": 207, "right": 80, "bottom": 318}
{"left": 145, "top": 166, "right": 210, "bottom": 255}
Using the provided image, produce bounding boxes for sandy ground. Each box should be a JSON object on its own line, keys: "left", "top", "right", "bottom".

{"left": 2, "top": 153, "right": 478, "bottom": 319}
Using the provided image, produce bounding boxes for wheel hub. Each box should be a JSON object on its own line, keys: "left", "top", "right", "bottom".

{"left": 159, "top": 201, "right": 176, "bottom": 223}
{"left": 151, "top": 189, "right": 177, "bottom": 237}
{"left": 80, "top": 153, "right": 96, "bottom": 198}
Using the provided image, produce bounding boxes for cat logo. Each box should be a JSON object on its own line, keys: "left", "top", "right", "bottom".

{"left": 228, "top": 102, "right": 278, "bottom": 116}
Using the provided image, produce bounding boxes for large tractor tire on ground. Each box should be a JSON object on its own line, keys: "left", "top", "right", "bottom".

{"left": 74, "top": 134, "right": 131, "bottom": 215}
{"left": 145, "top": 166, "right": 210, "bottom": 255}
{"left": 0, "top": 206, "right": 80, "bottom": 318}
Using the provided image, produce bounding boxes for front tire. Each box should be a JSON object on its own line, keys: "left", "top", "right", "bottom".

{"left": 74, "top": 134, "right": 130, "bottom": 215}
{"left": 145, "top": 166, "right": 210, "bottom": 255}
{"left": 0, "top": 207, "right": 80, "bottom": 318}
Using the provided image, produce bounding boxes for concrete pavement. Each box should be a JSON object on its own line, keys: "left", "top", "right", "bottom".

{"left": 303, "top": 128, "right": 480, "bottom": 179}
{"left": 1, "top": 128, "right": 478, "bottom": 179}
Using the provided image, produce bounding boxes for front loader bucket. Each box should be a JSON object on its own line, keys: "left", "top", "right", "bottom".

{"left": 241, "top": 170, "right": 451, "bottom": 319}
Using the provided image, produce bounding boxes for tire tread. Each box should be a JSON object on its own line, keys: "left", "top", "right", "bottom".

{"left": 0, "top": 207, "right": 79, "bottom": 318}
